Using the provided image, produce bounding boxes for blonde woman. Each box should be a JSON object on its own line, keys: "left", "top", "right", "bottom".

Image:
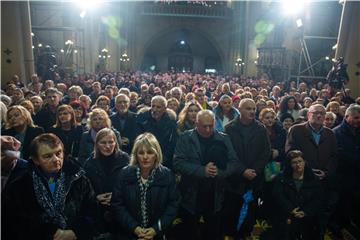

{"left": 177, "top": 100, "right": 202, "bottom": 134}
{"left": 111, "top": 133, "right": 180, "bottom": 240}
{"left": 85, "top": 128, "right": 129, "bottom": 238}
{"left": 78, "top": 108, "right": 121, "bottom": 165}
{"left": 2, "top": 105, "right": 44, "bottom": 159}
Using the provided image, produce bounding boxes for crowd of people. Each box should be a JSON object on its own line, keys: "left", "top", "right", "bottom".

{"left": 1, "top": 70, "right": 360, "bottom": 240}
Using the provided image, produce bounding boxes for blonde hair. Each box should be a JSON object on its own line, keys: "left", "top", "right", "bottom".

{"left": 5, "top": 105, "right": 35, "bottom": 129}
{"left": 130, "top": 133, "right": 162, "bottom": 168}
{"left": 177, "top": 100, "right": 202, "bottom": 125}
{"left": 87, "top": 108, "right": 111, "bottom": 129}
{"left": 259, "top": 108, "right": 276, "bottom": 121}
{"left": 20, "top": 100, "right": 34, "bottom": 114}
{"left": 68, "top": 85, "right": 83, "bottom": 97}
{"left": 94, "top": 128, "right": 120, "bottom": 158}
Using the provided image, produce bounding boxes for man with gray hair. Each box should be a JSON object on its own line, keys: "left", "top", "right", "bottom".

{"left": 223, "top": 98, "right": 271, "bottom": 239}
{"left": 137, "top": 95, "right": 177, "bottom": 168}
{"left": 285, "top": 103, "right": 338, "bottom": 237}
{"left": 333, "top": 104, "right": 360, "bottom": 230}
{"left": 174, "top": 110, "right": 238, "bottom": 240}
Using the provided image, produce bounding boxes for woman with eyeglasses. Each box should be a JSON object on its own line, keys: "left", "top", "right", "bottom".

{"left": 272, "top": 150, "right": 322, "bottom": 240}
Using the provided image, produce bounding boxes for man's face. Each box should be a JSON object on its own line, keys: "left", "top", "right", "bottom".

{"left": 239, "top": 101, "right": 256, "bottom": 121}
{"left": 34, "top": 144, "right": 64, "bottom": 173}
{"left": 196, "top": 115, "right": 214, "bottom": 138}
{"left": 115, "top": 96, "right": 129, "bottom": 113}
{"left": 92, "top": 83, "right": 101, "bottom": 93}
{"left": 346, "top": 111, "right": 360, "bottom": 129}
{"left": 195, "top": 90, "right": 205, "bottom": 104}
{"left": 171, "top": 90, "right": 181, "bottom": 101}
{"left": 46, "top": 93, "right": 60, "bottom": 107}
{"left": 308, "top": 106, "right": 326, "bottom": 127}
{"left": 151, "top": 100, "right": 166, "bottom": 121}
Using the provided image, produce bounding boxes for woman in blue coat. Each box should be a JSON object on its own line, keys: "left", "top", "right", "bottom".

{"left": 111, "top": 133, "right": 180, "bottom": 240}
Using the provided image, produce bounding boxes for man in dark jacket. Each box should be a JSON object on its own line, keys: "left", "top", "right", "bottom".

{"left": 34, "top": 88, "right": 61, "bottom": 132}
{"left": 137, "top": 96, "right": 177, "bottom": 169}
{"left": 333, "top": 104, "right": 360, "bottom": 229}
{"left": 223, "top": 98, "right": 271, "bottom": 239}
{"left": 3, "top": 133, "right": 97, "bottom": 240}
{"left": 285, "top": 104, "right": 338, "bottom": 237}
{"left": 110, "top": 94, "right": 138, "bottom": 154}
{"left": 173, "top": 110, "right": 239, "bottom": 240}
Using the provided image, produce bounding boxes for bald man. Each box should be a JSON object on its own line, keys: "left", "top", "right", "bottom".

{"left": 173, "top": 110, "right": 238, "bottom": 240}
{"left": 223, "top": 98, "right": 271, "bottom": 239}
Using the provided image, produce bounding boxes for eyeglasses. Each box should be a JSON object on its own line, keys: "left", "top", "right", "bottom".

{"left": 310, "top": 111, "right": 326, "bottom": 116}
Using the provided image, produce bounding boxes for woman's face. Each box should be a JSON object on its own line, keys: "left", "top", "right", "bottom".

{"left": 187, "top": 105, "right": 200, "bottom": 123}
{"left": 12, "top": 91, "right": 23, "bottom": 102}
{"left": 329, "top": 105, "right": 339, "bottom": 114}
{"left": 8, "top": 109, "right": 25, "bottom": 127}
{"left": 31, "top": 99, "right": 43, "bottom": 112}
{"left": 287, "top": 98, "right": 296, "bottom": 110}
{"left": 261, "top": 112, "right": 275, "bottom": 128}
{"left": 74, "top": 107, "right": 84, "bottom": 120}
{"left": 257, "top": 102, "right": 266, "bottom": 112}
{"left": 34, "top": 144, "right": 64, "bottom": 173}
{"left": 97, "top": 134, "right": 116, "bottom": 156}
{"left": 324, "top": 114, "right": 335, "bottom": 128}
{"left": 282, "top": 118, "right": 294, "bottom": 130}
{"left": 220, "top": 98, "right": 232, "bottom": 113}
{"left": 97, "top": 100, "right": 109, "bottom": 112}
{"left": 69, "top": 90, "right": 78, "bottom": 100}
{"left": 58, "top": 109, "right": 72, "bottom": 124}
{"left": 137, "top": 147, "right": 156, "bottom": 172}
{"left": 91, "top": 114, "right": 107, "bottom": 131}
{"left": 304, "top": 99, "right": 312, "bottom": 108}
{"left": 167, "top": 101, "right": 179, "bottom": 113}
{"left": 290, "top": 156, "right": 305, "bottom": 174}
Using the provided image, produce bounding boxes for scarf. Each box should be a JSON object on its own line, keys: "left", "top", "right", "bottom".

{"left": 32, "top": 168, "right": 67, "bottom": 229}
{"left": 136, "top": 167, "right": 156, "bottom": 228}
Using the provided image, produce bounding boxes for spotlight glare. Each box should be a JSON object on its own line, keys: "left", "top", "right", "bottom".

{"left": 32, "top": 46, "right": 35, "bottom": 49}
{"left": 282, "top": 0, "right": 305, "bottom": 16}
{"left": 99, "top": 55, "right": 102, "bottom": 58}
{"left": 325, "top": 56, "right": 330, "bottom": 60}
{"left": 296, "top": 18, "right": 303, "bottom": 28}
{"left": 74, "top": 0, "right": 101, "bottom": 10}
{"left": 80, "top": 10, "right": 86, "bottom": 18}
{"left": 60, "top": 49, "right": 64, "bottom": 53}
{"left": 180, "top": 40, "right": 185, "bottom": 45}
{"left": 108, "top": 55, "right": 111, "bottom": 58}
{"left": 332, "top": 44, "right": 337, "bottom": 50}
{"left": 74, "top": 50, "right": 78, "bottom": 53}
{"left": 38, "top": 43, "right": 42, "bottom": 47}
{"left": 31, "top": 32, "right": 34, "bottom": 37}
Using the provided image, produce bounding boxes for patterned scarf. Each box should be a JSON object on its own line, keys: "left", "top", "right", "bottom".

{"left": 136, "top": 167, "right": 156, "bottom": 228}
{"left": 32, "top": 168, "right": 67, "bottom": 229}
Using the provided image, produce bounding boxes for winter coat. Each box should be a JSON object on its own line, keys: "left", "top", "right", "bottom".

{"left": 110, "top": 111, "right": 138, "bottom": 154}
{"left": 333, "top": 120, "right": 360, "bottom": 192}
{"left": 137, "top": 110, "right": 177, "bottom": 169}
{"left": 3, "top": 159, "right": 98, "bottom": 240}
{"left": 213, "top": 106, "right": 240, "bottom": 132}
{"left": 173, "top": 129, "right": 239, "bottom": 214}
{"left": 111, "top": 165, "right": 180, "bottom": 240}
{"left": 48, "top": 125, "right": 84, "bottom": 158}
{"left": 224, "top": 117, "right": 271, "bottom": 194}
{"left": 34, "top": 105, "right": 57, "bottom": 132}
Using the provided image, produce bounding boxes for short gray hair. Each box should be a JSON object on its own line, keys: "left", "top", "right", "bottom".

{"left": 151, "top": 95, "right": 167, "bottom": 108}
{"left": 345, "top": 104, "right": 360, "bottom": 117}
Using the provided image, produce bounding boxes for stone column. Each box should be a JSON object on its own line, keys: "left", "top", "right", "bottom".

{"left": 335, "top": 0, "right": 360, "bottom": 97}
{"left": 1, "top": 1, "right": 34, "bottom": 87}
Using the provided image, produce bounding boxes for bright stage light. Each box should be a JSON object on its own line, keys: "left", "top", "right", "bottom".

{"left": 60, "top": 49, "right": 65, "bottom": 53}
{"left": 296, "top": 18, "right": 303, "bottom": 28}
{"left": 282, "top": 0, "right": 306, "bottom": 16}
{"left": 180, "top": 40, "right": 185, "bottom": 45}
{"left": 332, "top": 44, "right": 337, "bottom": 50}
{"left": 74, "top": 0, "right": 101, "bottom": 10}
{"left": 325, "top": 56, "right": 330, "bottom": 60}
{"left": 80, "top": 10, "right": 86, "bottom": 18}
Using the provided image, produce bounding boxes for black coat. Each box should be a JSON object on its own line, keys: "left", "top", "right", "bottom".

{"left": 137, "top": 111, "right": 177, "bottom": 169}
{"left": 34, "top": 105, "right": 57, "bottom": 132}
{"left": 272, "top": 167, "right": 323, "bottom": 239}
{"left": 3, "top": 159, "right": 98, "bottom": 240}
{"left": 110, "top": 111, "right": 138, "bottom": 154}
{"left": 111, "top": 165, "right": 180, "bottom": 240}
{"left": 48, "top": 125, "right": 84, "bottom": 158}
{"left": 84, "top": 151, "right": 129, "bottom": 235}
{"left": 333, "top": 120, "right": 360, "bottom": 191}
{"left": 1, "top": 126, "right": 44, "bottom": 160}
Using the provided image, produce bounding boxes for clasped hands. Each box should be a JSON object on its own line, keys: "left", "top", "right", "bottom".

{"left": 97, "top": 192, "right": 112, "bottom": 206}
{"left": 134, "top": 226, "right": 156, "bottom": 240}
{"left": 205, "top": 162, "right": 218, "bottom": 178}
{"left": 291, "top": 207, "right": 305, "bottom": 219}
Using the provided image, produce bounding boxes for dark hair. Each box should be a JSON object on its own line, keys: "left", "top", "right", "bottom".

{"left": 29, "top": 133, "right": 64, "bottom": 160}
{"left": 279, "top": 96, "right": 300, "bottom": 113}
{"left": 284, "top": 150, "right": 305, "bottom": 175}
{"left": 279, "top": 112, "right": 294, "bottom": 123}
{"left": 69, "top": 100, "right": 87, "bottom": 118}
